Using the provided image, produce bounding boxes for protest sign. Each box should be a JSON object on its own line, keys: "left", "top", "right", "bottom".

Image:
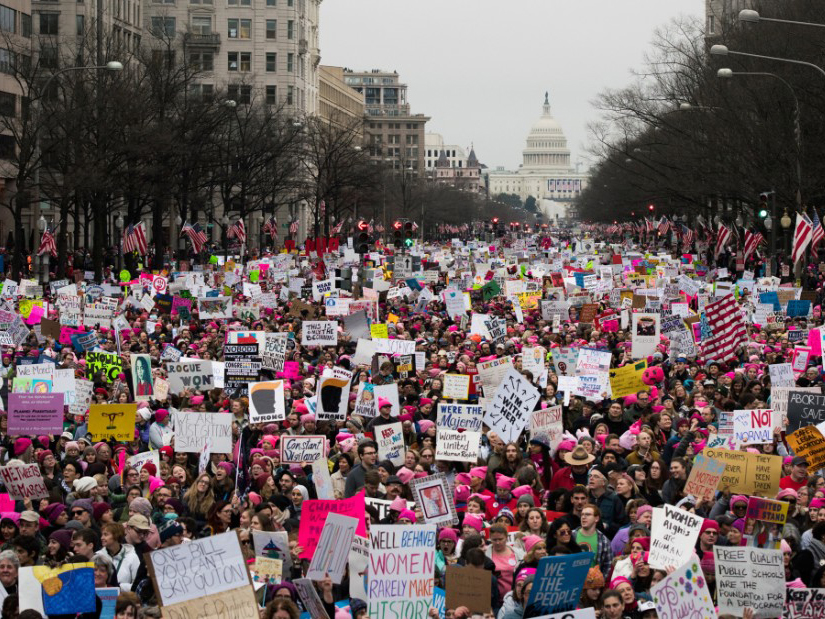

{"left": 147, "top": 531, "right": 252, "bottom": 606}
{"left": 86, "top": 351, "right": 124, "bottom": 383}
{"left": 127, "top": 450, "right": 160, "bottom": 475}
{"left": 531, "top": 612, "right": 595, "bottom": 619}
{"left": 445, "top": 564, "right": 491, "bottom": 613}
{"left": 166, "top": 358, "right": 214, "bottom": 394}
{"left": 787, "top": 390, "right": 825, "bottom": 433}
{"left": 550, "top": 348, "right": 577, "bottom": 376}
{"left": 702, "top": 447, "right": 782, "bottom": 496}
{"left": 368, "top": 524, "right": 436, "bottom": 619}
{"left": 409, "top": 473, "right": 458, "bottom": 526}
{"left": 294, "top": 578, "right": 330, "bottom": 619}
{"left": 745, "top": 497, "right": 789, "bottom": 549}
{"left": 524, "top": 552, "right": 592, "bottom": 616}
{"left": 684, "top": 453, "right": 726, "bottom": 502}
{"left": 575, "top": 348, "right": 611, "bottom": 375}
{"left": 436, "top": 403, "right": 484, "bottom": 432}
{"left": 483, "top": 367, "right": 540, "bottom": 444}
{"left": 370, "top": 323, "right": 388, "bottom": 339}
{"left": 7, "top": 392, "right": 64, "bottom": 435}
{"left": 373, "top": 338, "right": 416, "bottom": 356}
{"left": 261, "top": 333, "right": 288, "bottom": 372}
{"left": 442, "top": 373, "right": 470, "bottom": 400}
{"left": 297, "top": 492, "right": 367, "bottom": 559}
{"left": 784, "top": 588, "right": 825, "bottom": 618}
{"left": 302, "top": 321, "right": 338, "bottom": 347}
{"left": 160, "top": 587, "right": 258, "bottom": 619}
{"left": 715, "top": 546, "right": 785, "bottom": 618}
{"left": 476, "top": 356, "right": 513, "bottom": 392}
{"left": 197, "top": 296, "right": 232, "bottom": 319}
{"left": 0, "top": 461, "right": 48, "bottom": 500}
{"left": 172, "top": 411, "right": 232, "bottom": 453}
{"left": 522, "top": 346, "right": 546, "bottom": 376}
{"left": 651, "top": 557, "right": 715, "bottom": 619}
{"left": 608, "top": 360, "right": 648, "bottom": 399}
{"left": 70, "top": 379, "right": 93, "bottom": 418}
{"left": 529, "top": 404, "right": 563, "bottom": 449}
{"left": 248, "top": 380, "right": 286, "bottom": 424}
{"left": 280, "top": 435, "right": 326, "bottom": 464}
{"left": 311, "top": 458, "right": 334, "bottom": 499}
{"left": 223, "top": 345, "right": 260, "bottom": 396}
{"left": 376, "top": 422, "right": 405, "bottom": 467}
{"left": 353, "top": 382, "right": 378, "bottom": 418}
{"left": 435, "top": 429, "right": 480, "bottom": 463}
{"left": 770, "top": 363, "right": 796, "bottom": 388}
{"left": 787, "top": 425, "right": 825, "bottom": 470}
{"left": 306, "top": 513, "right": 358, "bottom": 584}
{"left": 373, "top": 383, "right": 401, "bottom": 417}
{"left": 733, "top": 408, "right": 778, "bottom": 445}
{"left": 317, "top": 367, "right": 352, "bottom": 421}
{"left": 19, "top": 563, "right": 96, "bottom": 616}
{"left": 649, "top": 504, "right": 703, "bottom": 570}
{"left": 160, "top": 345, "right": 182, "bottom": 363}
{"left": 130, "top": 354, "right": 154, "bottom": 399}
{"left": 88, "top": 404, "right": 136, "bottom": 442}
{"left": 631, "top": 312, "right": 661, "bottom": 358}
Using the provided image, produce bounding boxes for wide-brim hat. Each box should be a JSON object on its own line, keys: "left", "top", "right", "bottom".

{"left": 563, "top": 445, "right": 595, "bottom": 466}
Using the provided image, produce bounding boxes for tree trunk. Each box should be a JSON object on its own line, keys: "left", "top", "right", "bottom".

{"left": 152, "top": 195, "right": 165, "bottom": 270}
{"left": 92, "top": 193, "right": 106, "bottom": 280}
{"left": 55, "top": 195, "right": 71, "bottom": 278}
{"left": 12, "top": 190, "right": 27, "bottom": 280}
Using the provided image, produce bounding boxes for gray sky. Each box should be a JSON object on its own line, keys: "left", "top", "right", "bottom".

{"left": 320, "top": 0, "right": 705, "bottom": 171}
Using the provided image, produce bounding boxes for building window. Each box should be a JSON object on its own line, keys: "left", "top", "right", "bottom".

{"left": 287, "top": 85, "right": 293, "bottom": 105}
{"left": 265, "top": 19, "right": 276, "bottom": 39}
{"left": 20, "top": 13, "right": 30, "bottom": 37}
{"left": 228, "top": 84, "right": 250, "bottom": 104}
{"left": 191, "top": 15, "right": 211, "bottom": 34}
{"left": 39, "top": 45, "right": 58, "bottom": 68}
{"left": 266, "top": 0, "right": 275, "bottom": 5}
{"left": 287, "top": 52, "right": 293, "bottom": 72}
{"left": 287, "top": 19, "right": 293, "bottom": 39}
{"left": 228, "top": 0, "right": 250, "bottom": 6}
{"left": 0, "top": 91, "right": 14, "bottom": 117}
{"left": 287, "top": 0, "right": 292, "bottom": 5}
{"left": 151, "top": 49, "right": 175, "bottom": 68}
{"left": 189, "top": 51, "right": 213, "bottom": 71}
{"left": 227, "top": 18, "right": 237, "bottom": 38}
{"left": 0, "top": 134, "right": 14, "bottom": 159}
{"left": 150, "top": 16, "right": 175, "bottom": 37}
{"left": 265, "top": 52, "right": 275, "bottom": 72}
{"left": 239, "top": 18, "right": 250, "bottom": 38}
{"left": 0, "top": 5, "right": 15, "bottom": 34}
{"left": 39, "top": 13, "right": 58, "bottom": 35}
{"left": 708, "top": 15, "right": 715, "bottom": 34}
{"left": 190, "top": 83, "right": 214, "bottom": 102}
{"left": 240, "top": 51, "right": 250, "bottom": 71}
{"left": 227, "top": 51, "right": 238, "bottom": 71}
{"left": 265, "top": 85, "right": 276, "bottom": 104}
{"left": 76, "top": 14, "right": 84, "bottom": 35}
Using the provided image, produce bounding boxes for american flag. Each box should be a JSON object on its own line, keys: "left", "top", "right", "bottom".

{"left": 714, "top": 223, "right": 731, "bottom": 259}
{"left": 702, "top": 294, "right": 747, "bottom": 361}
{"left": 289, "top": 220, "right": 299, "bottom": 235}
{"left": 743, "top": 229, "right": 764, "bottom": 261}
{"left": 330, "top": 219, "right": 344, "bottom": 235}
{"left": 811, "top": 209, "right": 825, "bottom": 258}
{"left": 227, "top": 219, "right": 246, "bottom": 244}
{"left": 657, "top": 216, "right": 670, "bottom": 235}
{"left": 37, "top": 227, "right": 57, "bottom": 258}
{"left": 123, "top": 221, "right": 148, "bottom": 256}
{"left": 680, "top": 224, "right": 694, "bottom": 249}
{"left": 263, "top": 216, "right": 278, "bottom": 240}
{"left": 411, "top": 222, "right": 419, "bottom": 231}
{"left": 181, "top": 221, "right": 208, "bottom": 253}
{"left": 792, "top": 212, "right": 813, "bottom": 264}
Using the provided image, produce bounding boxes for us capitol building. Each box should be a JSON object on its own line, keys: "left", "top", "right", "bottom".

{"left": 485, "top": 93, "right": 589, "bottom": 221}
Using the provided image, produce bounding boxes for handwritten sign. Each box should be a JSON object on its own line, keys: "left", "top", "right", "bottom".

{"left": 261, "top": 333, "right": 288, "bottom": 372}
{"left": 715, "top": 546, "right": 784, "bottom": 618}
{"left": 442, "top": 374, "right": 470, "bottom": 400}
{"left": 445, "top": 565, "right": 491, "bottom": 614}
{"left": 784, "top": 588, "right": 825, "bottom": 618}
{"left": 172, "top": 411, "right": 232, "bottom": 454}
{"left": 302, "top": 321, "right": 338, "bottom": 347}
{"left": 280, "top": 435, "right": 326, "bottom": 465}
{"left": 0, "top": 462, "right": 48, "bottom": 500}
{"left": 733, "top": 408, "right": 778, "bottom": 445}
{"left": 306, "top": 513, "right": 358, "bottom": 584}
{"left": 529, "top": 404, "right": 563, "bottom": 449}
{"left": 436, "top": 403, "right": 484, "bottom": 432}
{"left": 702, "top": 447, "right": 782, "bottom": 496}
{"left": 483, "top": 367, "right": 540, "bottom": 444}
{"left": 376, "top": 422, "right": 405, "bottom": 467}
{"left": 649, "top": 504, "right": 703, "bottom": 570}
{"left": 436, "top": 429, "right": 480, "bottom": 463}
{"left": 160, "top": 587, "right": 258, "bottom": 619}
{"left": 368, "top": 524, "right": 436, "bottom": 619}
{"left": 684, "top": 453, "right": 726, "bottom": 502}
{"left": 608, "top": 360, "right": 648, "bottom": 399}
{"left": 787, "top": 425, "right": 825, "bottom": 471}
{"left": 652, "top": 557, "right": 715, "bottom": 619}
{"left": 787, "top": 390, "right": 825, "bottom": 434}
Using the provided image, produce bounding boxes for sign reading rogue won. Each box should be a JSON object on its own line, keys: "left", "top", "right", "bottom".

{"left": 787, "top": 389, "right": 825, "bottom": 433}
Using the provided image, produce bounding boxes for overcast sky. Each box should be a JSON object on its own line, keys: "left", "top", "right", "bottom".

{"left": 320, "top": 0, "right": 705, "bottom": 171}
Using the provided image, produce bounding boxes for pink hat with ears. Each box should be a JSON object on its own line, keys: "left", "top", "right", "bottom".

{"left": 495, "top": 473, "right": 516, "bottom": 490}
{"left": 398, "top": 509, "right": 417, "bottom": 523}
{"left": 463, "top": 514, "right": 484, "bottom": 532}
{"left": 389, "top": 497, "right": 407, "bottom": 512}
{"left": 396, "top": 467, "right": 414, "bottom": 484}
{"left": 455, "top": 473, "right": 472, "bottom": 485}
{"left": 512, "top": 485, "right": 532, "bottom": 498}
{"left": 418, "top": 420, "right": 435, "bottom": 433}
{"left": 454, "top": 485, "right": 471, "bottom": 503}
{"left": 523, "top": 535, "right": 543, "bottom": 554}
{"left": 469, "top": 466, "right": 488, "bottom": 479}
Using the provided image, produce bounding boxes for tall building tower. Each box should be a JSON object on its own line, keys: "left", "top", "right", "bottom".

{"left": 343, "top": 69, "right": 429, "bottom": 174}
{"left": 144, "top": 0, "right": 320, "bottom": 110}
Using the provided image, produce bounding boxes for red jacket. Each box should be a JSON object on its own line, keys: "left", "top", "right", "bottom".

{"left": 549, "top": 466, "right": 579, "bottom": 492}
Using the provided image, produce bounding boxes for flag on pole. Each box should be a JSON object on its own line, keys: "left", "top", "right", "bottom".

{"left": 702, "top": 294, "right": 747, "bottom": 361}
{"left": 714, "top": 224, "right": 731, "bottom": 259}
{"left": 289, "top": 220, "right": 299, "bottom": 235}
{"left": 263, "top": 216, "right": 278, "bottom": 240}
{"left": 227, "top": 219, "right": 246, "bottom": 244}
{"left": 743, "top": 229, "right": 764, "bottom": 262}
{"left": 657, "top": 216, "right": 669, "bottom": 236}
{"left": 680, "top": 224, "right": 694, "bottom": 249}
{"left": 811, "top": 209, "right": 825, "bottom": 258}
{"left": 792, "top": 212, "right": 813, "bottom": 264}
{"left": 37, "top": 227, "right": 57, "bottom": 258}
{"left": 180, "top": 221, "right": 208, "bottom": 253}
{"left": 123, "top": 222, "right": 148, "bottom": 256}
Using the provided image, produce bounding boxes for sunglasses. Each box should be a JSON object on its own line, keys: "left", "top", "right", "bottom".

{"left": 71, "top": 511, "right": 85, "bottom": 516}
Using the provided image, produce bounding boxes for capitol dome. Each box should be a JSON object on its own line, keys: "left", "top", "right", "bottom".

{"left": 522, "top": 92, "right": 572, "bottom": 172}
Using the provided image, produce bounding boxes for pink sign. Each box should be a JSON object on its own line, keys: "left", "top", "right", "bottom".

{"left": 59, "top": 327, "right": 87, "bottom": 346}
{"left": 297, "top": 492, "right": 366, "bottom": 559}
{"left": 283, "top": 361, "right": 300, "bottom": 380}
{"left": 25, "top": 306, "right": 45, "bottom": 325}
{"left": 8, "top": 392, "right": 65, "bottom": 435}
{"left": 601, "top": 319, "right": 619, "bottom": 333}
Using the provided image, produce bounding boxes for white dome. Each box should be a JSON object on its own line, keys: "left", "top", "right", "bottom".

{"left": 522, "top": 93, "right": 572, "bottom": 171}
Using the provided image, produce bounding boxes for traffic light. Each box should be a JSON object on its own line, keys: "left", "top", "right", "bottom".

{"left": 392, "top": 220, "right": 403, "bottom": 248}
{"left": 403, "top": 222, "right": 415, "bottom": 247}
{"left": 648, "top": 204, "right": 655, "bottom": 212}
{"left": 758, "top": 193, "right": 769, "bottom": 219}
{"left": 356, "top": 220, "right": 371, "bottom": 254}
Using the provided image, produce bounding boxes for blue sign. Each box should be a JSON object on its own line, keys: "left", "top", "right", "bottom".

{"left": 432, "top": 586, "right": 445, "bottom": 619}
{"left": 525, "top": 551, "right": 593, "bottom": 616}
{"left": 759, "top": 291, "right": 780, "bottom": 311}
{"left": 787, "top": 299, "right": 811, "bottom": 317}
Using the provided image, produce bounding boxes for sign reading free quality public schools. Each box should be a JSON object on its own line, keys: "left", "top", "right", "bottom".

{"left": 786, "top": 389, "right": 825, "bottom": 433}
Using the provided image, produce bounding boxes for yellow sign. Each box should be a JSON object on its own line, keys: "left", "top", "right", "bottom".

{"left": 370, "top": 324, "right": 389, "bottom": 339}
{"left": 18, "top": 300, "right": 43, "bottom": 319}
{"left": 787, "top": 425, "right": 825, "bottom": 471}
{"left": 608, "top": 360, "right": 648, "bottom": 399}
{"left": 516, "top": 292, "right": 542, "bottom": 309}
{"left": 88, "top": 403, "right": 137, "bottom": 442}
{"left": 387, "top": 313, "right": 399, "bottom": 324}
{"left": 702, "top": 447, "right": 781, "bottom": 497}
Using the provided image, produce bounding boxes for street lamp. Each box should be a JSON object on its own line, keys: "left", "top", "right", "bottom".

{"left": 710, "top": 44, "right": 825, "bottom": 79}
{"left": 717, "top": 68, "right": 803, "bottom": 207}
{"left": 115, "top": 212, "right": 124, "bottom": 271}
{"left": 739, "top": 9, "right": 825, "bottom": 28}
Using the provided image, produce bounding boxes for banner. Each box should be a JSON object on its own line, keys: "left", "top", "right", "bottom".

{"left": 525, "top": 552, "right": 593, "bottom": 616}
{"left": 7, "top": 392, "right": 64, "bottom": 435}
{"left": 172, "top": 411, "right": 232, "bottom": 453}
{"left": 297, "top": 492, "right": 367, "bottom": 559}
{"left": 88, "top": 403, "right": 137, "bottom": 442}
{"left": 248, "top": 380, "right": 286, "bottom": 424}
{"left": 280, "top": 435, "right": 326, "bottom": 465}
{"left": 715, "top": 546, "right": 784, "bottom": 618}
{"left": 649, "top": 504, "right": 703, "bottom": 570}
{"left": 0, "top": 462, "right": 49, "bottom": 500}
{"left": 368, "top": 524, "right": 436, "bottom": 619}
{"left": 483, "top": 367, "right": 540, "bottom": 443}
